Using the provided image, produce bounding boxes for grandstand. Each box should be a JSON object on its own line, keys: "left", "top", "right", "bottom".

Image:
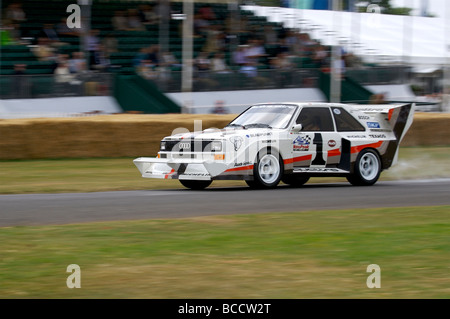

{"left": 0, "top": 0, "right": 447, "bottom": 116}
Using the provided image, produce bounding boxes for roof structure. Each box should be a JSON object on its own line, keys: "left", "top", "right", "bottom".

{"left": 242, "top": 5, "right": 450, "bottom": 69}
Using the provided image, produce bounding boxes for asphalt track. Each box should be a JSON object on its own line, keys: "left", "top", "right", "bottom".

{"left": 1, "top": 179, "right": 449, "bottom": 227}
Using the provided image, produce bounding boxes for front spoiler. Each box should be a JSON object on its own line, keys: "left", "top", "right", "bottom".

{"left": 133, "top": 157, "right": 229, "bottom": 181}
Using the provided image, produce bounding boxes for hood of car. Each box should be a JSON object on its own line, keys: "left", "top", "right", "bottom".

{"left": 165, "top": 127, "right": 275, "bottom": 141}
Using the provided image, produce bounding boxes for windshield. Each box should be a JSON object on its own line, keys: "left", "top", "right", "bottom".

{"left": 227, "top": 104, "right": 297, "bottom": 129}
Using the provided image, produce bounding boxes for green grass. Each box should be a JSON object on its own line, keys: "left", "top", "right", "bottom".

{"left": 0, "top": 146, "right": 449, "bottom": 194}
{"left": 0, "top": 206, "right": 449, "bottom": 298}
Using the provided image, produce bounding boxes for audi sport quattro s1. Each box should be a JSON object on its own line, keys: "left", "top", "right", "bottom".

{"left": 134, "top": 102, "right": 414, "bottom": 189}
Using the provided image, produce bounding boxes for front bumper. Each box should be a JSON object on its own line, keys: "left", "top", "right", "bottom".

{"left": 133, "top": 157, "right": 229, "bottom": 181}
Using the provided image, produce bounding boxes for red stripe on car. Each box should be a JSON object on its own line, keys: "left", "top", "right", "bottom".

{"left": 284, "top": 154, "right": 312, "bottom": 165}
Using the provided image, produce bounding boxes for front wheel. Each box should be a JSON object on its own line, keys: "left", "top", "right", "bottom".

{"left": 346, "top": 149, "right": 381, "bottom": 186}
{"left": 251, "top": 150, "right": 283, "bottom": 189}
{"left": 180, "top": 179, "right": 212, "bottom": 190}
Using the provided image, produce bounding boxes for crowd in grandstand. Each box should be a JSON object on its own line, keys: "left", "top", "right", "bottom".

{"left": 2, "top": 1, "right": 363, "bottom": 93}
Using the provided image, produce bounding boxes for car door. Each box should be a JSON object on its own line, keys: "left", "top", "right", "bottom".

{"left": 291, "top": 106, "right": 341, "bottom": 168}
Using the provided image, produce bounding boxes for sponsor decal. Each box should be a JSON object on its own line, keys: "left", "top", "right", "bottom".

{"left": 333, "top": 108, "right": 341, "bottom": 115}
{"left": 182, "top": 173, "right": 210, "bottom": 176}
{"left": 346, "top": 134, "right": 367, "bottom": 139}
{"left": 293, "top": 135, "right": 311, "bottom": 152}
{"left": 369, "top": 134, "right": 387, "bottom": 139}
{"left": 229, "top": 136, "right": 243, "bottom": 151}
{"left": 328, "top": 140, "right": 337, "bottom": 147}
{"left": 367, "top": 122, "right": 381, "bottom": 129}
{"left": 253, "top": 104, "right": 295, "bottom": 109}
{"left": 234, "top": 161, "right": 252, "bottom": 167}
{"left": 296, "top": 168, "right": 341, "bottom": 172}
{"left": 370, "top": 128, "right": 391, "bottom": 132}
{"left": 262, "top": 140, "right": 276, "bottom": 144}
{"left": 245, "top": 132, "right": 272, "bottom": 138}
{"left": 358, "top": 115, "right": 370, "bottom": 120}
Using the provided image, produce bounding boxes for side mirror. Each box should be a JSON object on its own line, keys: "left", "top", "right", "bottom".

{"left": 291, "top": 124, "right": 303, "bottom": 133}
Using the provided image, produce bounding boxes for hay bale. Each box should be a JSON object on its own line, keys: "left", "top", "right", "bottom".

{"left": 0, "top": 112, "right": 447, "bottom": 160}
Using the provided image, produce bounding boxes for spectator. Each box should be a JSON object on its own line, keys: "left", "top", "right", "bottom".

{"left": 370, "top": 93, "right": 386, "bottom": 104}
{"left": 137, "top": 59, "right": 157, "bottom": 80}
{"left": 244, "top": 38, "right": 267, "bottom": 66}
{"left": 138, "top": 4, "right": 159, "bottom": 25}
{"left": 312, "top": 45, "right": 328, "bottom": 67}
{"left": 193, "top": 13, "right": 210, "bottom": 38}
{"left": 232, "top": 45, "right": 249, "bottom": 67}
{"left": 32, "top": 37, "right": 55, "bottom": 62}
{"left": 153, "top": 0, "right": 172, "bottom": 23}
{"left": 68, "top": 52, "right": 86, "bottom": 74}
{"left": 127, "top": 9, "right": 145, "bottom": 31}
{"left": 160, "top": 51, "right": 181, "bottom": 69}
{"left": 203, "top": 25, "right": 226, "bottom": 53}
{"left": 1, "top": 23, "right": 20, "bottom": 44}
{"left": 211, "top": 52, "right": 231, "bottom": 73}
{"left": 194, "top": 51, "right": 211, "bottom": 74}
{"left": 239, "top": 61, "right": 258, "bottom": 78}
{"left": 85, "top": 29, "right": 101, "bottom": 69}
{"left": 198, "top": 4, "right": 216, "bottom": 21}
{"left": 54, "top": 62, "right": 79, "bottom": 85}
{"left": 92, "top": 45, "right": 112, "bottom": 72}
{"left": 270, "top": 52, "right": 293, "bottom": 87}
{"left": 41, "top": 23, "right": 61, "bottom": 44}
{"left": 112, "top": 11, "right": 128, "bottom": 31}
{"left": 133, "top": 47, "right": 150, "bottom": 67}
{"left": 211, "top": 100, "right": 228, "bottom": 114}
{"left": 147, "top": 45, "right": 160, "bottom": 66}
{"left": 0, "top": 25, "right": 15, "bottom": 46}
{"left": 56, "top": 17, "right": 80, "bottom": 38}
{"left": 102, "top": 33, "right": 118, "bottom": 55}
{"left": 5, "top": 3, "right": 26, "bottom": 24}
{"left": 263, "top": 24, "right": 278, "bottom": 45}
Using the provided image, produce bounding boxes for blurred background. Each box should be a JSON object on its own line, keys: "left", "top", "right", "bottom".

{"left": 0, "top": 0, "right": 449, "bottom": 117}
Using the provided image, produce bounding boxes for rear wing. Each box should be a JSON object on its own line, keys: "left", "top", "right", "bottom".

{"left": 352, "top": 103, "right": 415, "bottom": 143}
{"left": 352, "top": 103, "right": 415, "bottom": 169}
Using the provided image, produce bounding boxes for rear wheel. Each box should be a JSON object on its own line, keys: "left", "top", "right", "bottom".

{"left": 179, "top": 179, "right": 212, "bottom": 190}
{"left": 251, "top": 150, "right": 283, "bottom": 189}
{"left": 282, "top": 174, "right": 310, "bottom": 187}
{"left": 346, "top": 149, "right": 381, "bottom": 186}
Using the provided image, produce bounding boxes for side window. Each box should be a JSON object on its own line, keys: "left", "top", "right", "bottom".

{"left": 332, "top": 107, "right": 366, "bottom": 132}
{"left": 296, "top": 107, "right": 334, "bottom": 132}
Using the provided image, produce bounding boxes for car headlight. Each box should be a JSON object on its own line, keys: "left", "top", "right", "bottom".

{"left": 160, "top": 141, "right": 166, "bottom": 151}
{"left": 211, "top": 141, "right": 222, "bottom": 152}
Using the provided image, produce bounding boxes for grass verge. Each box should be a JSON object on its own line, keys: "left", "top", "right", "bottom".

{"left": 0, "top": 206, "right": 448, "bottom": 298}
{"left": 0, "top": 146, "right": 449, "bottom": 194}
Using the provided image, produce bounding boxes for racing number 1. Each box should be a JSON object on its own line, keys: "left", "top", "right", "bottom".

{"left": 311, "top": 133, "right": 326, "bottom": 166}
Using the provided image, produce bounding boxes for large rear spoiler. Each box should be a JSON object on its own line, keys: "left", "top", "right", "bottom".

{"left": 352, "top": 103, "right": 415, "bottom": 143}
{"left": 352, "top": 103, "right": 415, "bottom": 169}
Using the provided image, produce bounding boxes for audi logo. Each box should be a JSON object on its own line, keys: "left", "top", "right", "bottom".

{"left": 178, "top": 143, "right": 191, "bottom": 149}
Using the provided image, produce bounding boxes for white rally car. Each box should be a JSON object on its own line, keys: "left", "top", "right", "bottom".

{"left": 134, "top": 102, "right": 414, "bottom": 189}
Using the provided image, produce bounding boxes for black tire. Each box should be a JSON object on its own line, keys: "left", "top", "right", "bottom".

{"left": 251, "top": 149, "right": 283, "bottom": 189}
{"left": 346, "top": 149, "right": 381, "bottom": 186}
{"left": 179, "top": 179, "right": 212, "bottom": 190}
{"left": 282, "top": 174, "right": 310, "bottom": 187}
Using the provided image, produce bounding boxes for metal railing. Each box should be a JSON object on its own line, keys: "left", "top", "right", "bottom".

{"left": 0, "top": 72, "right": 114, "bottom": 99}
{"left": 144, "top": 65, "right": 412, "bottom": 93}
{"left": 345, "top": 66, "right": 411, "bottom": 85}
{"left": 145, "top": 68, "right": 321, "bottom": 93}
